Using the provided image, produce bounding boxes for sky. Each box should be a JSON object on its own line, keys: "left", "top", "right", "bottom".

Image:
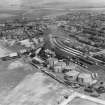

{"left": 0, "top": 0, "right": 22, "bottom": 6}
{"left": 0, "top": 0, "right": 105, "bottom": 9}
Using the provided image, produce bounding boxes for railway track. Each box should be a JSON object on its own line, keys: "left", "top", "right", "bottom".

{"left": 30, "top": 62, "right": 70, "bottom": 87}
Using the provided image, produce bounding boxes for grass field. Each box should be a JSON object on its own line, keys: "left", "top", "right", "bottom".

{"left": 0, "top": 72, "right": 72, "bottom": 105}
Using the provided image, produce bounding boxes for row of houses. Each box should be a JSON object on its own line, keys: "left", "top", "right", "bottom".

{"left": 0, "top": 37, "right": 44, "bottom": 61}
{"left": 19, "top": 37, "right": 44, "bottom": 48}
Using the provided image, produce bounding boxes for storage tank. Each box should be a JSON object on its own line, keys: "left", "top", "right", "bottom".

{"left": 9, "top": 52, "right": 18, "bottom": 57}
{"left": 78, "top": 73, "right": 97, "bottom": 86}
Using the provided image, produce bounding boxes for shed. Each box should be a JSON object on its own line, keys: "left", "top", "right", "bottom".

{"left": 9, "top": 52, "right": 18, "bottom": 57}
{"left": 78, "top": 73, "right": 97, "bottom": 86}
{"left": 54, "top": 66, "right": 64, "bottom": 73}
{"left": 55, "top": 62, "right": 66, "bottom": 68}
{"left": 33, "top": 56, "right": 44, "bottom": 63}
{"left": 65, "top": 70, "right": 80, "bottom": 81}
{"left": 48, "top": 58, "right": 58, "bottom": 67}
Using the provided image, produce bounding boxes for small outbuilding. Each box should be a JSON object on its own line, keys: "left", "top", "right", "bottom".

{"left": 65, "top": 70, "right": 80, "bottom": 81}
{"left": 78, "top": 73, "right": 97, "bottom": 86}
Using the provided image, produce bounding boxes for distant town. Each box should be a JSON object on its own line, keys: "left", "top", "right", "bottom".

{"left": 1, "top": 10, "right": 105, "bottom": 105}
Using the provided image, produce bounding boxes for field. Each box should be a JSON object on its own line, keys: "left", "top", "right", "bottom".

{"left": 0, "top": 71, "right": 73, "bottom": 105}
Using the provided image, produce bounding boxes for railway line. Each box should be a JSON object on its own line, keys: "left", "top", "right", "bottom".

{"left": 30, "top": 62, "right": 69, "bottom": 88}
{"left": 52, "top": 37, "right": 83, "bottom": 56}
{"left": 53, "top": 38, "right": 83, "bottom": 56}
{"left": 51, "top": 36, "right": 105, "bottom": 65}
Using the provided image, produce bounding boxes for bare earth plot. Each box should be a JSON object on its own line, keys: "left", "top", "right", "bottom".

{"left": 1, "top": 72, "right": 72, "bottom": 105}
{"left": 0, "top": 45, "right": 11, "bottom": 57}
{"left": 0, "top": 59, "right": 35, "bottom": 102}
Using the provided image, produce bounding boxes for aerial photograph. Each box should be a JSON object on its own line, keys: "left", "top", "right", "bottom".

{"left": 1, "top": 0, "right": 105, "bottom": 105}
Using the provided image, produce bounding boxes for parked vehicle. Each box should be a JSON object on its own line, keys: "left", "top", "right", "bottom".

{"left": 64, "top": 80, "right": 80, "bottom": 88}
{"left": 90, "top": 93, "right": 100, "bottom": 97}
{"left": 1, "top": 53, "right": 20, "bottom": 61}
{"left": 95, "top": 86, "right": 105, "bottom": 94}
{"left": 84, "top": 86, "right": 94, "bottom": 93}
{"left": 71, "top": 83, "right": 80, "bottom": 88}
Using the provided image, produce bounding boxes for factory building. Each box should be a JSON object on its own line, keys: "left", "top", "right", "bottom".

{"left": 64, "top": 70, "right": 98, "bottom": 86}
{"left": 53, "top": 61, "right": 66, "bottom": 72}
{"left": 77, "top": 73, "right": 98, "bottom": 86}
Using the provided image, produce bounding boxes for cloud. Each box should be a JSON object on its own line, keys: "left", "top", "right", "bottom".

{"left": 0, "top": 0, "right": 105, "bottom": 9}
{"left": 0, "top": 0, "right": 22, "bottom": 9}
{"left": 21, "top": 0, "right": 105, "bottom": 6}
{"left": 0, "top": 0, "right": 21, "bottom": 5}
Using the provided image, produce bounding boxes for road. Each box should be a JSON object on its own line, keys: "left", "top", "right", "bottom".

{"left": 60, "top": 92, "right": 105, "bottom": 105}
